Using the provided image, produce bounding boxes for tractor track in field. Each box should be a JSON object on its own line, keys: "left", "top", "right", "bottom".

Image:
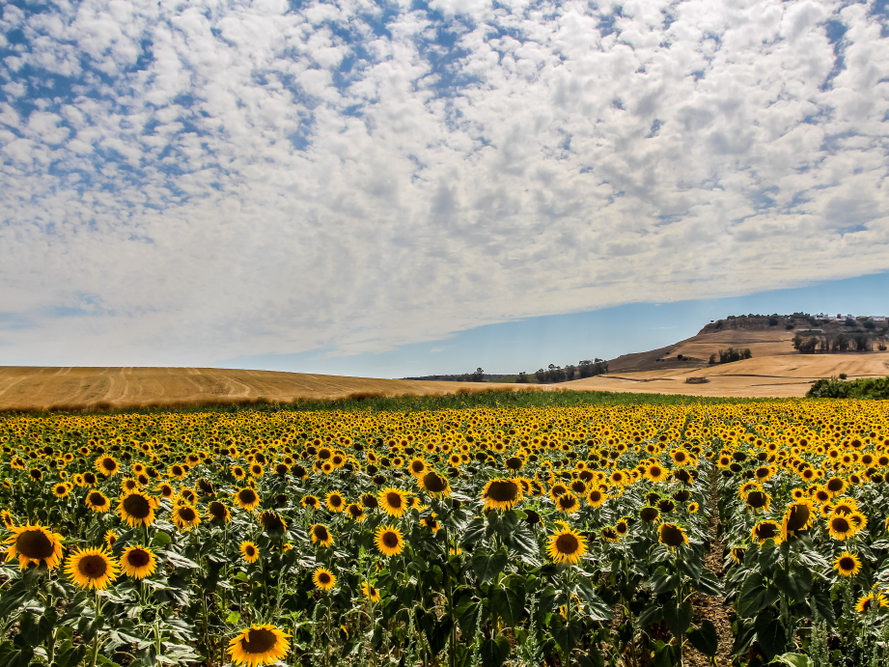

{"left": 683, "top": 465, "right": 734, "bottom": 667}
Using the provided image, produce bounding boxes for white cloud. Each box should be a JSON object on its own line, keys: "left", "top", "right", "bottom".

{"left": 1, "top": 0, "right": 888, "bottom": 368}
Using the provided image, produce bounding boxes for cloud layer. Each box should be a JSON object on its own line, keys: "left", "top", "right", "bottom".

{"left": 2, "top": 0, "right": 888, "bottom": 367}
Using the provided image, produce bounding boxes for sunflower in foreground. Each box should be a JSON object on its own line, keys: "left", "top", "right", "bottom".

{"left": 207, "top": 501, "right": 232, "bottom": 524}
{"left": 313, "top": 567, "right": 336, "bottom": 591}
{"left": 4, "top": 522, "right": 64, "bottom": 570}
{"left": 857, "top": 592, "right": 889, "bottom": 614}
{"left": 121, "top": 545, "right": 157, "bottom": 579}
{"left": 172, "top": 503, "right": 201, "bottom": 532}
{"left": 828, "top": 514, "right": 856, "bottom": 541}
{"left": 375, "top": 524, "right": 405, "bottom": 557}
{"left": 782, "top": 499, "right": 815, "bottom": 540}
{"left": 378, "top": 488, "right": 407, "bottom": 518}
{"left": 417, "top": 471, "right": 451, "bottom": 498}
{"left": 85, "top": 490, "right": 111, "bottom": 513}
{"left": 482, "top": 478, "right": 522, "bottom": 511}
{"left": 240, "top": 541, "right": 259, "bottom": 564}
{"left": 235, "top": 488, "right": 261, "bottom": 512}
{"left": 658, "top": 523, "right": 688, "bottom": 549}
{"left": 66, "top": 546, "right": 119, "bottom": 590}
{"left": 325, "top": 491, "right": 346, "bottom": 513}
{"left": 834, "top": 552, "right": 862, "bottom": 577}
{"left": 310, "top": 523, "right": 334, "bottom": 548}
{"left": 228, "top": 623, "right": 291, "bottom": 667}
{"left": 751, "top": 520, "right": 783, "bottom": 546}
{"left": 547, "top": 526, "right": 587, "bottom": 564}
{"left": 118, "top": 491, "right": 158, "bottom": 528}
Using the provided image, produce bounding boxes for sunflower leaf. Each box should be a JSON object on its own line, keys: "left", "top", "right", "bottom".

{"left": 737, "top": 572, "right": 778, "bottom": 618}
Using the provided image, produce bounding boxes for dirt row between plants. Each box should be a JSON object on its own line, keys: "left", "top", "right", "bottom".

{"left": 684, "top": 465, "right": 734, "bottom": 667}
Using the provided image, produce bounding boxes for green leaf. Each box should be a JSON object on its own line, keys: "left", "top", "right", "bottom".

{"left": 754, "top": 611, "right": 788, "bottom": 661}
{"left": 480, "top": 636, "right": 510, "bottom": 667}
{"left": 773, "top": 653, "right": 812, "bottom": 667}
{"left": 225, "top": 611, "right": 241, "bottom": 625}
{"left": 152, "top": 531, "right": 172, "bottom": 548}
{"left": 664, "top": 600, "right": 693, "bottom": 638}
{"left": 455, "top": 596, "right": 481, "bottom": 636}
{"left": 471, "top": 549, "right": 508, "bottom": 584}
{"left": 686, "top": 620, "right": 718, "bottom": 656}
{"left": 635, "top": 602, "right": 663, "bottom": 628}
{"left": 490, "top": 579, "right": 525, "bottom": 626}
{"left": 774, "top": 567, "right": 812, "bottom": 604}
{"left": 737, "top": 572, "right": 778, "bottom": 618}
{"left": 550, "top": 615, "right": 583, "bottom": 652}
{"left": 691, "top": 569, "right": 722, "bottom": 596}
{"left": 650, "top": 567, "right": 679, "bottom": 595}
{"left": 165, "top": 551, "right": 200, "bottom": 569}
{"left": 811, "top": 582, "right": 835, "bottom": 627}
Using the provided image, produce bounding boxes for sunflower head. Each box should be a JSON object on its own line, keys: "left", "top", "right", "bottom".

{"left": 312, "top": 567, "right": 336, "bottom": 591}
{"left": 556, "top": 492, "right": 580, "bottom": 514}
{"left": 658, "top": 522, "right": 688, "bottom": 549}
{"left": 207, "top": 501, "right": 231, "bottom": 523}
{"left": 118, "top": 491, "right": 158, "bottom": 528}
{"left": 375, "top": 524, "right": 405, "bottom": 557}
{"left": 828, "top": 514, "right": 856, "bottom": 541}
{"left": 240, "top": 541, "right": 259, "bottom": 564}
{"left": 228, "top": 623, "right": 291, "bottom": 667}
{"left": 4, "top": 523, "right": 64, "bottom": 570}
{"left": 258, "top": 511, "right": 287, "bottom": 534}
{"left": 121, "top": 545, "right": 157, "bottom": 579}
{"left": 751, "top": 520, "right": 783, "bottom": 546}
{"left": 362, "top": 581, "right": 381, "bottom": 602}
{"left": 782, "top": 500, "right": 815, "bottom": 540}
{"left": 418, "top": 471, "right": 451, "bottom": 498}
{"left": 834, "top": 552, "right": 862, "bottom": 577}
{"left": 482, "top": 478, "right": 522, "bottom": 511}
{"left": 546, "top": 527, "right": 587, "bottom": 564}
{"left": 65, "top": 546, "right": 119, "bottom": 590}
{"left": 378, "top": 488, "right": 407, "bottom": 517}
{"left": 310, "top": 523, "right": 334, "bottom": 547}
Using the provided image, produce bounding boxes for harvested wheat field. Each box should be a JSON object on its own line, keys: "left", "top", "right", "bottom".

{"left": 563, "top": 352, "right": 889, "bottom": 398}
{"left": 0, "top": 366, "right": 525, "bottom": 412}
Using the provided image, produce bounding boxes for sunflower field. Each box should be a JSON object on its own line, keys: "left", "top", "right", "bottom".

{"left": 1, "top": 398, "right": 888, "bottom": 667}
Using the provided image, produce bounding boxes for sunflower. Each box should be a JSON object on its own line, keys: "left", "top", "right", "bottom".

{"left": 730, "top": 546, "right": 746, "bottom": 564}
{"left": 66, "top": 546, "right": 119, "bottom": 590}
{"left": 231, "top": 466, "right": 247, "bottom": 480}
{"left": 688, "top": 502, "right": 699, "bottom": 514}
{"left": 482, "top": 478, "right": 522, "bottom": 511}
{"left": 587, "top": 489, "right": 608, "bottom": 507}
{"left": 310, "top": 524, "right": 334, "bottom": 547}
{"left": 856, "top": 592, "right": 889, "bottom": 613}
{"left": 601, "top": 526, "right": 620, "bottom": 543}
{"left": 555, "top": 492, "right": 580, "bottom": 514}
{"left": 547, "top": 526, "right": 587, "bottom": 564}
{"left": 0, "top": 510, "right": 12, "bottom": 529}
{"left": 234, "top": 487, "right": 261, "bottom": 511}
{"left": 825, "top": 476, "right": 846, "bottom": 496}
{"left": 172, "top": 503, "right": 201, "bottom": 532}
{"left": 659, "top": 523, "right": 688, "bottom": 549}
{"left": 378, "top": 488, "right": 407, "bottom": 518}
{"left": 407, "top": 458, "right": 428, "bottom": 477}
{"left": 645, "top": 463, "right": 668, "bottom": 483}
{"left": 362, "top": 581, "right": 381, "bottom": 602}
{"left": 4, "top": 522, "right": 64, "bottom": 570}
{"left": 207, "top": 501, "right": 232, "bottom": 523}
{"left": 85, "top": 490, "right": 111, "bottom": 513}
{"left": 345, "top": 503, "right": 366, "bottom": 522}
{"left": 105, "top": 530, "right": 118, "bottom": 547}
{"left": 834, "top": 552, "right": 862, "bottom": 577}
{"left": 258, "top": 511, "right": 287, "bottom": 533}
{"left": 121, "top": 545, "right": 157, "bottom": 579}
{"left": 422, "top": 515, "right": 440, "bottom": 533}
{"left": 95, "top": 455, "right": 120, "bottom": 477}
{"left": 301, "top": 495, "right": 319, "bottom": 509}
{"left": 745, "top": 491, "right": 771, "bottom": 512}
{"left": 118, "top": 491, "right": 157, "bottom": 528}
{"left": 417, "top": 471, "right": 451, "bottom": 498}
{"left": 240, "top": 541, "right": 259, "bottom": 563}
{"left": 52, "top": 482, "right": 70, "bottom": 498}
{"left": 228, "top": 623, "right": 291, "bottom": 667}
{"left": 751, "top": 520, "right": 783, "bottom": 546}
{"left": 828, "top": 514, "right": 856, "bottom": 541}
{"left": 640, "top": 506, "right": 660, "bottom": 524}
{"left": 325, "top": 491, "right": 346, "bottom": 513}
{"left": 375, "top": 524, "right": 405, "bottom": 557}
{"left": 782, "top": 499, "right": 815, "bottom": 539}
{"left": 313, "top": 567, "right": 336, "bottom": 591}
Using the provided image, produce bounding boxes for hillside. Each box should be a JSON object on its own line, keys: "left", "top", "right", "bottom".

{"left": 0, "top": 367, "right": 524, "bottom": 412}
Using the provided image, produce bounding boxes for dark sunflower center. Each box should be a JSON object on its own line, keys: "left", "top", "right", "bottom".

{"left": 551, "top": 485, "right": 567, "bottom": 497}
{"left": 172, "top": 466, "right": 183, "bottom": 476}
{"left": 79, "top": 555, "right": 108, "bottom": 578}
{"left": 362, "top": 494, "right": 379, "bottom": 509}
{"left": 827, "top": 479, "right": 843, "bottom": 492}
{"left": 746, "top": 492, "right": 768, "bottom": 508}
{"left": 839, "top": 556, "right": 855, "bottom": 571}
{"left": 385, "top": 493, "right": 403, "bottom": 508}
{"left": 757, "top": 523, "right": 778, "bottom": 539}
{"left": 330, "top": 495, "right": 342, "bottom": 507}
{"left": 660, "top": 524, "right": 685, "bottom": 546}
{"left": 209, "top": 502, "right": 226, "bottom": 519}
{"left": 246, "top": 546, "right": 256, "bottom": 556}
{"left": 640, "top": 507, "right": 659, "bottom": 522}
{"left": 786, "top": 505, "right": 811, "bottom": 531}
{"left": 239, "top": 490, "right": 257, "bottom": 504}
{"left": 506, "top": 457, "right": 522, "bottom": 470}
{"left": 89, "top": 492, "right": 106, "bottom": 506}
{"left": 123, "top": 494, "right": 151, "bottom": 519}
{"left": 382, "top": 532, "right": 399, "bottom": 548}
{"left": 411, "top": 461, "right": 424, "bottom": 473}
{"left": 102, "top": 459, "right": 117, "bottom": 471}
{"left": 487, "top": 481, "right": 518, "bottom": 502}
{"left": 262, "top": 513, "right": 285, "bottom": 531}
{"left": 675, "top": 453, "right": 686, "bottom": 462}
{"left": 318, "top": 572, "right": 331, "bottom": 584}
{"left": 650, "top": 467, "right": 663, "bottom": 477}
{"left": 558, "top": 496, "right": 575, "bottom": 509}
{"left": 832, "top": 517, "right": 850, "bottom": 533}
{"left": 589, "top": 491, "right": 602, "bottom": 502}
{"left": 422, "top": 473, "right": 446, "bottom": 493}
{"left": 602, "top": 527, "right": 617, "bottom": 539}
{"left": 178, "top": 507, "right": 196, "bottom": 522}
{"left": 571, "top": 481, "right": 586, "bottom": 493}
{"left": 555, "top": 534, "right": 579, "bottom": 554}
{"left": 242, "top": 628, "right": 278, "bottom": 654}
{"left": 349, "top": 507, "right": 362, "bottom": 518}
{"left": 127, "top": 549, "right": 151, "bottom": 567}
{"left": 314, "top": 526, "right": 329, "bottom": 541}
{"left": 17, "top": 529, "right": 54, "bottom": 559}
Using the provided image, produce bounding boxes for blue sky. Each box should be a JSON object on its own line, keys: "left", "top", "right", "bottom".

{"left": 1, "top": 0, "right": 888, "bottom": 376}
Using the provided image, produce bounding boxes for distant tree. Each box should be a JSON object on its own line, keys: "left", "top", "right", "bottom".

{"left": 853, "top": 335, "right": 871, "bottom": 352}
{"left": 863, "top": 320, "right": 876, "bottom": 330}
{"left": 792, "top": 336, "right": 818, "bottom": 354}
{"left": 768, "top": 316, "right": 779, "bottom": 326}
{"left": 832, "top": 335, "right": 849, "bottom": 352}
{"left": 845, "top": 318, "right": 856, "bottom": 327}
{"left": 535, "top": 368, "right": 546, "bottom": 383}
{"left": 516, "top": 372, "right": 529, "bottom": 383}
{"left": 709, "top": 353, "right": 717, "bottom": 365}
{"left": 472, "top": 367, "right": 485, "bottom": 382}
{"left": 742, "top": 348, "right": 752, "bottom": 359}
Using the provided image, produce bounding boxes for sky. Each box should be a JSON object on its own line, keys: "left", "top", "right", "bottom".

{"left": 1, "top": 0, "right": 888, "bottom": 378}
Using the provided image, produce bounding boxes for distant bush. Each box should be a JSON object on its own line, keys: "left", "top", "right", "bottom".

{"left": 806, "top": 376, "right": 889, "bottom": 399}
{"left": 768, "top": 316, "right": 779, "bottom": 326}
{"left": 712, "top": 347, "right": 752, "bottom": 364}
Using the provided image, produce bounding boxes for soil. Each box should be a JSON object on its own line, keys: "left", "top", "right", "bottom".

{"left": 683, "top": 465, "right": 734, "bottom": 667}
